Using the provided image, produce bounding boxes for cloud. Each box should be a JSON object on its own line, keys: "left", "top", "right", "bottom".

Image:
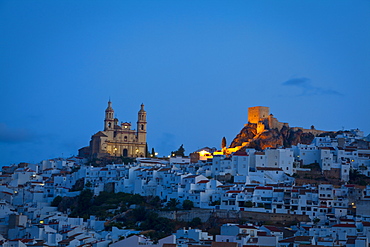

{"left": 282, "top": 77, "right": 310, "bottom": 86}
{"left": 282, "top": 77, "right": 343, "bottom": 96}
{"left": 0, "top": 123, "right": 36, "bottom": 143}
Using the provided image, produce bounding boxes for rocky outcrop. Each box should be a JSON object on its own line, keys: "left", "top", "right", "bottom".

{"left": 230, "top": 123, "right": 258, "bottom": 148}
{"left": 230, "top": 124, "right": 315, "bottom": 151}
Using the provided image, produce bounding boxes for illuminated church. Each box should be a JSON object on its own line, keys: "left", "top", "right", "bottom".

{"left": 79, "top": 101, "right": 147, "bottom": 158}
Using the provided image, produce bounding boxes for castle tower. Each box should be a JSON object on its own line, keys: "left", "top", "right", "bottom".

{"left": 104, "top": 100, "right": 114, "bottom": 130}
{"left": 137, "top": 103, "right": 147, "bottom": 144}
{"left": 248, "top": 106, "right": 270, "bottom": 124}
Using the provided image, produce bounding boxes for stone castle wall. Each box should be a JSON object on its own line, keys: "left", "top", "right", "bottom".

{"left": 248, "top": 106, "right": 270, "bottom": 124}
{"left": 157, "top": 208, "right": 310, "bottom": 225}
{"left": 248, "top": 106, "right": 327, "bottom": 135}
{"left": 291, "top": 127, "right": 328, "bottom": 136}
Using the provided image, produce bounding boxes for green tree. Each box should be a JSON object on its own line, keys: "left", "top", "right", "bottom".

{"left": 132, "top": 206, "right": 148, "bottom": 222}
{"left": 85, "top": 181, "right": 92, "bottom": 188}
{"left": 74, "top": 189, "right": 94, "bottom": 218}
{"left": 145, "top": 143, "right": 150, "bottom": 158}
{"left": 165, "top": 198, "right": 180, "bottom": 211}
{"left": 51, "top": 196, "right": 62, "bottom": 207}
{"left": 189, "top": 217, "right": 202, "bottom": 228}
{"left": 171, "top": 144, "right": 185, "bottom": 157}
{"left": 182, "top": 200, "right": 194, "bottom": 210}
{"left": 151, "top": 148, "right": 156, "bottom": 157}
{"left": 221, "top": 137, "right": 227, "bottom": 148}
{"left": 313, "top": 218, "right": 320, "bottom": 225}
{"left": 120, "top": 156, "right": 135, "bottom": 165}
{"left": 210, "top": 199, "right": 221, "bottom": 206}
{"left": 148, "top": 196, "right": 162, "bottom": 209}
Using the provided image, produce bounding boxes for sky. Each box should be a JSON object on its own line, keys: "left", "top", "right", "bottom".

{"left": 0, "top": 1, "right": 369, "bottom": 165}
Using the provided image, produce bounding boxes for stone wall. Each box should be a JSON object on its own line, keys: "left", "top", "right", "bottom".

{"left": 248, "top": 106, "right": 270, "bottom": 124}
{"left": 157, "top": 209, "right": 310, "bottom": 225}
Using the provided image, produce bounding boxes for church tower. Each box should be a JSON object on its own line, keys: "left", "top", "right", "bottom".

{"left": 104, "top": 100, "right": 114, "bottom": 131}
{"left": 137, "top": 103, "right": 147, "bottom": 144}
{"left": 86, "top": 101, "right": 148, "bottom": 159}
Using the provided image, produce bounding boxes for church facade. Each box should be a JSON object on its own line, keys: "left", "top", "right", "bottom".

{"left": 80, "top": 101, "right": 147, "bottom": 158}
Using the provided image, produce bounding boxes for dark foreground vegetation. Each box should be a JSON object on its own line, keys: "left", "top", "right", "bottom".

{"left": 51, "top": 190, "right": 202, "bottom": 242}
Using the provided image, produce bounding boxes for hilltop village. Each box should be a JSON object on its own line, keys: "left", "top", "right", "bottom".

{"left": 0, "top": 104, "right": 370, "bottom": 246}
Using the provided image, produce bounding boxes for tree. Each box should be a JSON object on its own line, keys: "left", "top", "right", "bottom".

{"left": 313, "top": 218, "right": 320, "bottom": 226}
{"left": 171, "top": 144, "right": 185, "bottom": 157}
{"left": 148, "top": 196, "right": 162, "bottom": 209}
{"left": 78, "top": 189, "right": 93, "bottom": 210}
{"left": 165, "top": 198, "right": 180, "bottom": 211}
{"left": 145, "top": 143, "right": 150, "bottom": 158}
{"left": 51, "top": 196, "right": 63, "bottom": 207}
{"left": 85, "top": 181, "right": 92, "bottom": 188}
{"left": 151, "top": 148, "right": 156, "bottom": 157}
{"left": 182, "top": 200, "right": 194, "bottom": 210}
{"left": 189, "top": 217, "right": 202, "bottom": 228}
{"left": 221, "top": 137, "right": 227, "bottom": 148}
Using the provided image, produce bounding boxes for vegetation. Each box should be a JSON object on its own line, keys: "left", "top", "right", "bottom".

{"left": 171, "top": 144, "right": 185, "bottom": 157}
{"left": 210, "top": 200, "right": 221, "bottom": 206}
{"left": 53, "top": 189, "right": 305, "bottom": 241}
{"left": 301, "top": 163, "right": 320, "bottom": 170}
{"left": 145, "top": 143, "right": 150, "bottom": 158}
{"left": 107, "top": 205, "right": 179, "bottom": 242}
{"left": 239, "top": 201, "right": 253, "bottom": 208}
{"left": 64, "top": 190, "right": 147, "bottom": 219}
{"left": 349, "top": 169, "right": 370, "bottom": 186}
{"left": 51, "top": 196, "right": 63, "bottom": 207}
{"left": 221, "top": 137, "right": 227, "bottom": 148}
{"left": 70, "top": 178, "right": 85, "bottom": 191}
{"left": 165, "top": 198, "right": 180, "bottom": 211}
{"left": 182, "top": 200, "right": 194, "bottom": 210}
{"left": 189, "top": 217, "right": 202, "bottom": 228}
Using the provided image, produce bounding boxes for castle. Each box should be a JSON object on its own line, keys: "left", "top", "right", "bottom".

{"left": 79, "top": 101, "right": 147, "bottom": 158}
{"left": 248, "top": 106, "right": 327, "bottom": 136}
{"left": 247, "top": 106, "right": 288, "bottom": 134}
{"left": 223, "top": 106, "right": 328, "bottom": 154}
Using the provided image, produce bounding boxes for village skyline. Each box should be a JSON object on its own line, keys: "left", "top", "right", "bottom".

{"left": 1, "top": 1, "right": 370, "bottom": 166}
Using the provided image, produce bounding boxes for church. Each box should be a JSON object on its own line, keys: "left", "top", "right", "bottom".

{"left": 79, "top": 101, "right": 147, "bottom": 158}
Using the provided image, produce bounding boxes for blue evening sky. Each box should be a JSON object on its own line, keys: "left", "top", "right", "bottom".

{"left": 1, "top": 1, "right": 369, "bottom": 165}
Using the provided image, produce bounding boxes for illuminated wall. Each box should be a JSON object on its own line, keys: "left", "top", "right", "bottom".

{"left": 248, "top": 106, "right": 270, "bottom": 124}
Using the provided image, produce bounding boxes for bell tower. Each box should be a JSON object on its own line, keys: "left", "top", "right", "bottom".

{"left": 104, "top": 100, "right": 114, "bottom": 131}
{"left": 137, "top": 103, "right": 147, "bottom": 144}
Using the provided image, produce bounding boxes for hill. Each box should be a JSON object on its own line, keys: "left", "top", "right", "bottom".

{"left": 230, "top": 123, "right": 315, "bottom": 151}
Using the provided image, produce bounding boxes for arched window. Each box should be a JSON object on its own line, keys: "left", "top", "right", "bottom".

{"left": 123, "top": 149, "right": 128, "bottom": 157}
{"left": 108, "top": 122, "right": 111, "bottom": 128}
{"left": 124, "top": 136, "right": 127, "bottom": 142}
{"left": 141, "top": 124, "right": 144, "bottom": 130}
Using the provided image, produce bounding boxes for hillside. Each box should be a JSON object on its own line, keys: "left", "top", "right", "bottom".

{"left": 230, "top": 124, "right": 315, "bottom": 150}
